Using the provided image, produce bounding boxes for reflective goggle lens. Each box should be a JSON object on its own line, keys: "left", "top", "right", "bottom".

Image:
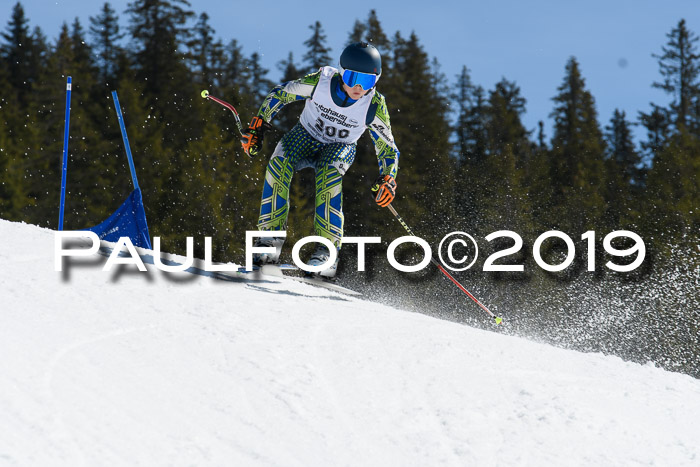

{"left": 341, "top": 68, "right": 379, "bottom": 90}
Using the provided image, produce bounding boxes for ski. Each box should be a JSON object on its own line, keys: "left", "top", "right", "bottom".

{"left": 259, "top": 264, "right": 361, "bottom": 296}
{"left": 235, "top": 264, "right": 298, "bottom": 274}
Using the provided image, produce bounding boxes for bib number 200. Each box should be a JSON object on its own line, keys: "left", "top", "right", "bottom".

{"left": 315, "top": 118, "right": 350, "bottom": 139}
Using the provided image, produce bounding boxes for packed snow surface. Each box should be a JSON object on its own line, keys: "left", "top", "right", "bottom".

{"left": 1, "top": 219, "right": 699, "bottom": 466}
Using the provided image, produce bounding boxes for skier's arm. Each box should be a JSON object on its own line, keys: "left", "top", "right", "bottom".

{"left": 256, "top": 70, "right": 321, "bottom": 123}
{"left": 367, "top": 93, "right": 400, "bottom": 180}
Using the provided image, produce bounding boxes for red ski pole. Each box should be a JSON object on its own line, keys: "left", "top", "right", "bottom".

{"left": 386, "top": 203, "right": 502, "bottom": 325}
{"left": 200, "top": 89, "right": 245, "bottom": 136}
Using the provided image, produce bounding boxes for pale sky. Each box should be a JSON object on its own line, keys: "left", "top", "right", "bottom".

{"left": 6, "top": 0, "right": 700, "bottom": 143}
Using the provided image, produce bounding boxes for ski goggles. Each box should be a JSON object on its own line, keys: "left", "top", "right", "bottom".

{"left": 339, "top": 66, "right": 380, "bottom": 90}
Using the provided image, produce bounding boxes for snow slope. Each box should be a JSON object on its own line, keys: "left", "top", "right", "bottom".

{"left": 1, "top": 219, "right": 699, "bottom": 466}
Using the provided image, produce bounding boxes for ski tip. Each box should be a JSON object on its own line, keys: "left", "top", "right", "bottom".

{"left": 494, "top": 316, "right": 503, "bottom": 325}
{"left": 201, "top": 89, "right": 209, "bottom": 98}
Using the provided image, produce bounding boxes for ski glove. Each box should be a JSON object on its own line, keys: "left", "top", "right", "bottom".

{"left": 371, "top": 174, "right": 397, "bottom": 207}
{"left": 240, "top": 116, "right": 272, "bottom": 157}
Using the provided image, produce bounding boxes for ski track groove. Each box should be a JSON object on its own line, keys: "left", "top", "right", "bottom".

{"left": 309, "top": 312, "right": 361, "bottom": 465}
{"left": 42, "top": 325, "right": 159, "bottom": 466}
{"left": 213, "top": 313, "right": 289, "bottom": 465}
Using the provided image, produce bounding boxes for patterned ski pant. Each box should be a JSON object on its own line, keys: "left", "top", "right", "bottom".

{"left": 257, "top": 123, "right": 356, "bottom": 250}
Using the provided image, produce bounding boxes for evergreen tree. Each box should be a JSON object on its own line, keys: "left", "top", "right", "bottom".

{"left": 453, "top": 66, "right": 486, "bottom": 163}
{"left": 644, "top": 131, "right": 700, "bottom": 240}
{"left": 484, "top": 79, "right": 530, "bottom": 161}
{"left": 451, "top": 65, "right": 487, "bottom": 226}
{"left": 184, "top": 115, "right": 264, "bottom": 261}
{"left": 0, "top": 61, "right": 28, "bottom": 220}
{"left": 604, "top": 109, "right": 644, "bottom": 227}
{"left": 246, "top": 52, "right": 274, "bottom": 104}
{"left": 124, "top": 0, "right": 205, "bottom": 246}
{"left": 528, "top": 124, "right": 553, "bottom": 232}
{"left": 479, "top": 79, "right": 533, "bottom": 234}
{"left": 15, "top": 20, "right": 110, "bottom": 228}
{"left": 125, "top": 0, "right": 194, "bottom": 95}
{"left": 124, "top": 0, "right": 196, "bottom": 139}
{"left": 19, "top": 23, "right": 75, "bottom": 227}
{"left": 639, "top": 104, "right": 671, "bottom": 162}
{"left": 546, "top": 57, "right": 607, "bottom": 233}
{"left": 1, "top": 2, "right": 41, "bottom": 104}
{"left": 70, "top": 18, "right": 93, "bottom": 71}
{"left": 388, "top": 31, "right": 452, "bottom": 234}
{"left": 278, "top": 52, "right": 301, "bottom": 85}
{"left": 640, "top": 19, "right": 700, "bottom": 245}
{"left": 0, "top": 8, "right": 48, "bottom": 223}
{"left": 68, "top": 17, "right": 120, "bottom": 227}
{"left": 347, "top": 20, "right": 366, "bottom": 45}
{"left": 537, "top": 121, "right": 547, "bottom": 150}
{"left": 366, "top": 10, "right": 391, "bottom": 51}
{"left": 605, "top": 109, "right": 643, "bottom": 185}
{"left": 652, "top": 19, "right": 700, "bottom": 133}
{"left": 68, "top": 18, "right": 98, "bottom": 100}
{"left": 29, "top": 25, "right": 49, "bottom": 82}
{"left": 110, "top": 74, "right": 174, "bottom": 241}
{"left": 351, "top": 10, "right": 392, "bottom": 71}
{"left": 89, "top": 2, "right": 124, "bottom": 84}
{"left": 222, "top": 39, "right": 246, "bottom": 90}
{"left": 193, "top": 42, "right": 270, "bottom": 260}
{"left": 302, "top": 21, "right": 332, "bottom": 73}
{"left": 218, "top": 39, "right": 256, "bottom": 115}
{"left": 188, "top": 12, "right": 224, "bottom": 88}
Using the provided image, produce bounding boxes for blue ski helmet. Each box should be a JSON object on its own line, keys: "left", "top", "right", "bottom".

{"left": 339, "top": 42, "right": 382, "bottom": 90}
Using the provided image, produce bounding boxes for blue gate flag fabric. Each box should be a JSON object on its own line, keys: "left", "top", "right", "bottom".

{"left": 86, "top": 188, "right": 152, "bottom": 249}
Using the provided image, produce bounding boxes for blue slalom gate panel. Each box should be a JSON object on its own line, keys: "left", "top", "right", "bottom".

{"left": 85, "top": 188, "right": 152, "bottom": 249}
{"left": 58, "top": 84, "right": 152, "bottom": 249}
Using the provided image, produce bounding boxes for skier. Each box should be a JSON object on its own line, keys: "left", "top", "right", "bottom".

{"left": 240, "top": 42, "right": 400, "bottom": 279}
